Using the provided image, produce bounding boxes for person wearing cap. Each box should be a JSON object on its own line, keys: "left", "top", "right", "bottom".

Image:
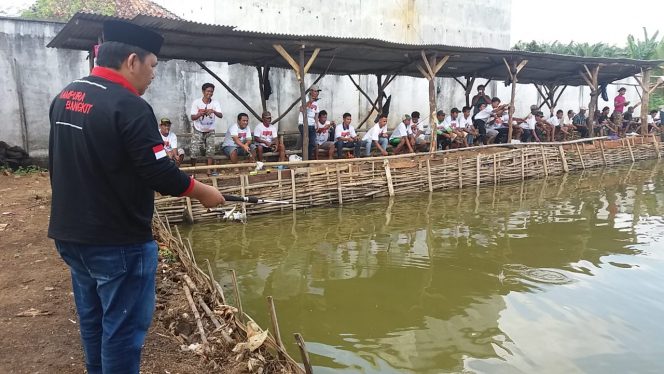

{"left": 158, "top": 117, "right": 184, "bottom": 166}
{"left": 572, "top": 107, "right": 590, "bottom": 138}
{"left": 517, "top": 104, "right": 541, "bottom": 142}
{"left": 314, "top": 110, "right": 336, "bottom": 159}
{"left": 434, "top": 110, "right": 455, "bottom": 150}
{"left": 190, "top": 82, "right": 223, "bottom": 176}
{"left": 389, "top": 114, "right": 415, "bottom": 154}
{"left": 298, "top": 85, "right": 322, "bottom": 159}
{"left": 410, "top": 111, "right": 432, "bottom": 151}
{"left": 334, "top": 113, "right": 362, "bottom": 158}
{"left": 362, "top": 114, "right": 389, "bottom": 157}
{"left": 597, "top": 106, "right": 618, "bottom": 136}
{"left": 222, "top": 112, "right": 255, "bottom": 163}
{"left": 48, "top": 20, "right": 224, "bottom": 373}
{"left": 254, "top": 111, "right": 285, "bottom": 162}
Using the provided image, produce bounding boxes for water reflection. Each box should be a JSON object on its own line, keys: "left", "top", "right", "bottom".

{"left": 183, "top": 161, "right": 664, "bottom": 373}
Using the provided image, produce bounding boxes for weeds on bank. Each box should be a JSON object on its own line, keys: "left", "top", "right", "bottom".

{"left": 1, "top": 166, "right": 46, "bottom": 176}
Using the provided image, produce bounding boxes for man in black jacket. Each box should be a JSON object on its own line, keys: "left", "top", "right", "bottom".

{"left": 48, "top": 21, "right": 224, "bottom": 374}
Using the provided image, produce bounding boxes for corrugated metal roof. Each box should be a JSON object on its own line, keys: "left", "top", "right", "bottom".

{"left": 47, "top": 13, "right": 663, "bottom": 87}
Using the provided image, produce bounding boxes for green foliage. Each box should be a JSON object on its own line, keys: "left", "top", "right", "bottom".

{"left": 513, "top": 28, "right": 664, "bottom": 61}
{"left": 158, "top": 245, "right": 177, "bottom": 263}
{"left": 512, "top": 40, "right": 626, "bottom": 57}
{"left": 21, "top": 0, "right": 116, "bottom": 21}
{"left": 650, "top": 92, "right": 664, "bottom": 112}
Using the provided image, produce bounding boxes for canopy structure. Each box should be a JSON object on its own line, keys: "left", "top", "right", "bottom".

{"left": 48, "top": 12, "right": 664, "bottom": 158}
{"left": 49, "top": 13, "right": 661, "bottom": 86}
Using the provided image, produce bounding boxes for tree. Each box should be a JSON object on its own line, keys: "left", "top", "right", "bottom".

{"left": 626, "top": 27, "right": 660, "bottom": 60}
{"left": 21, "top": 0, "right": 115, "bottom": 21}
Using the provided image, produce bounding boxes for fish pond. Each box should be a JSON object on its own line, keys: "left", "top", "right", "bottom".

{"left": 183, "top": 160, "right": 664, "bottom": 373}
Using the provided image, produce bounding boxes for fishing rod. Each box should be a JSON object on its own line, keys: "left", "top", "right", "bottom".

{"left": 222, "top": 194, "right": 293, "bottom": 205}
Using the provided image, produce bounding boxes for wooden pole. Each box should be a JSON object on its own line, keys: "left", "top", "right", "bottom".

{"left": 197, "top": 62, "right": 262, "bottom": 121}
{"left": 299, "top": 47, "right": 309, "bottom": 160}
{"left": 640, "top": 69, "right": 651, "bottom": 135}
{"left": 266, "top": 296, "right": 286, "bottom": 354}
{"left": 294, "top": 333, "right": 313, "bottom": 374}
{"left": 348, "top": 74, "right": 380, "bottom": 112}
{"left": 559, "top": 145, "right": 569, "bottom": 172}
{"left": 256, "top": 66, "right": 267, "bottom": 113}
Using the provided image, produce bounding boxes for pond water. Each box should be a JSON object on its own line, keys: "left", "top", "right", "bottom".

{"left": 183, "top": 160, "right": 664, "bottom": 373}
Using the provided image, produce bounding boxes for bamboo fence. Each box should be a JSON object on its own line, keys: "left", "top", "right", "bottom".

{"left": 152, "top": 210, "right": 308, "bottom": 373}
{"left": 156, "top": 135, "right": 661, "bottom": 223}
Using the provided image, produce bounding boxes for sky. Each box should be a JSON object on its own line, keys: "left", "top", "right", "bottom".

{"left": 2, "top": 0, "right": 663, "bottom": 47}
{"left": 511, "top": 0, "right": 664, "bottom": 47}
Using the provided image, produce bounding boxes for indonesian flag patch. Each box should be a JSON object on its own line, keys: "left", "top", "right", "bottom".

{"left": 153, "top": 144, "right": 167, "bottom": 160}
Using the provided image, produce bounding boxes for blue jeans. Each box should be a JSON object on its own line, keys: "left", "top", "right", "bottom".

{"left": 55, "top": 240, "right": 158, "bottom": 374}
{"left": 363, "top": 138, "right": 388, "bottom": 157}
{"left": 298, "top": 124, "right": 317, "bottom": 160}
{"left": 335, "top": 140, "right": 362, "bottom": 158}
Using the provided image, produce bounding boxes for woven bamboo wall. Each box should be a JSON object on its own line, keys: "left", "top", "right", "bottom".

{"left": 156, "top": 136, "right": 661, "bottom": 224}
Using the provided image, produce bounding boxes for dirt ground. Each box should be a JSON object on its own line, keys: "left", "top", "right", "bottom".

{"left": 0, "top": 172, "right": 208, "bottom": 373}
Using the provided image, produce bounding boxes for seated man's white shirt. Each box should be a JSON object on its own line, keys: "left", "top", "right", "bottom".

{"left": 416, "top": 121, "right": 431, "bottom": 136}
{"left": 190, "top": 99, "right": 221, "bottom": 132}
{"left": 254, "top": 123, "right": 278, "bottom": 145}
{"left": 363, "top": 123, "right": 386, "bottom": 142}
{"left": 316, "top": 121, "right": 332, "bottom": 145}
{"left": 459, "top": 115, "right": 473, "bottom": 130}
{"left": 390, "top": 122, "right": 408, "bottom": 139}
{"left": 444, "top": 116, "right": 460, "bottom": 130}
{"left": 298, "top": 101, "right": 319, "bottom": 126}
{"left": 222, "top": 123, "right": 252, "bottom": 147}
{"left": 161, "top": 131, "right": 178, "bottom": 152}
{"left": 474, "top": 106, "right": 493, "bottom": 122}
{"left": 522, "top": 114, "right": 536, "bottom": 130}
{"left": 547, "top": 116, "right": 560, "bottom": 127}
{"left": 335, "top": 124, "right": 357, "bottom": 140}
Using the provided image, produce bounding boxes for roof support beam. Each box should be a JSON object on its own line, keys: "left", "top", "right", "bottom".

{"left": 348, "top": 75, "right": 380, "bottom": 112}
{"left": 357, "top": 74, "right": 397, "bottom": 129}
{"left": 273, "top": 44, "right": 301, "bottom": 80}
{"left": 581, "top": 64, "right": 600, "bottom": 129}
{"left": 196, "top": 61, "right": 262, "bottom": 122}
{"left": 504, "top": 58, "right": 528, "bottom": 142}
{"left": 635, "top": 69, "right": 664, "bottom": 134}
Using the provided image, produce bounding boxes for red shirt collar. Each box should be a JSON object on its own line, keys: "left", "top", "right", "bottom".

{"left": 91, "top": 67, "right": 139, "bottom": 96}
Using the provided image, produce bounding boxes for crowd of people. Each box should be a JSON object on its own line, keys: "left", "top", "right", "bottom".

{"left": 159, "top": 83, "right": 664, "bottom": 169}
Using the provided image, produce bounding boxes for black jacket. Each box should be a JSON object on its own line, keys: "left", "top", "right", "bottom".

{"left": 48, "top": 67, "right": 192, "bottom": 245}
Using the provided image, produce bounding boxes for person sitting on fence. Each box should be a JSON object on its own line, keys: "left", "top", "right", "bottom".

{"left": 564, "top": 109, "right": 574, "bottom": 130}
{"left": 459, "top": 106, "right": 478, "bottom": 146}
{"left": 647, "top": 110, "right": 660, "bottom": 133}
{"left": 474, "top": 97, "right": 508, "bottom": 145}
{"left": 389, "top": 114, "right": 415, "bottom": 154}
{"left": 314, "top": 110, "right": 336, "bottom": 160}
{"left": 222, "top": 112, "right": 255, "bottom": 163}
{"left": 622, "top": 106, "right": 636, "bottom": 132}
{"left": 517, "top": 105, "right": 541, "bottom": 142}
{"left": 547, "top": 110, "right": 569, "bottom": 140}
{"left": 411, "top": 111, "right": 432, "bottom": 151}
{"left": 158, "top": 118, "right": 185, "bottom": 166}
{"left": 253, "top": 111, "right": 285, "bottom": 162}
{"left": 435, "top": 110, "right": 455, "bottom": 150}
{"left": 597, "top": 106, "right": 619, "bottom": 136}
{"left": 190, "top": 82, "right": 223, "bottom": 176}
{"left": 444, "top": 108, "right": 468, "bottom": 147}
{"left": 334, "top": 113, "right": 362, "bottom": 159}
{"left": 493, "top": 110, "right": 512, "bottom": 144}
{"left": 534, "top": 111, "right": 553, "bottom": 141}
{"left": 362, "top": 114, "right": 389, "bottom": 157}
{"left": 572, "top": 107, "right": 590, "bottom": 138}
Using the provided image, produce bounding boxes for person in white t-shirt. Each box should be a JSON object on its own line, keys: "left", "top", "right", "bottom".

{"left": 334, "top": 113, "right": 362, "bottom": 158}
{"left": 474, "top": 97, "right": 509, "bottom": 145}
{"left": 389, "top": 114, "right": 415, "bottom": 154}
{"left": 222, "top": 113, "right": 255, "bottom": 163}
{"left": 158, "top": 118, "right": 184, "bottom": 166}
{"left": 298, "top": 85, "right": 322, "bottom": 159}
{"left": 443, "top": 108, "right": 468, "bottom": 147}
{"left": 459, "top": 106, "right": 478, "bottom": 146}
{"left": 190, "top": 83, "right": 223, "bottom": 175}
{"left": 315, "top": 110, "right": 336, "bottom": 160}
{"left": 547, "top": 109, "right": 568, "bottom": 141}
{"left": 409, "top": 111, "right": 429, "bottom": 151}
{"left": 253, "top": 111, "right": 285, "bottom": 162}
{"left": 362, "top": 114, "right": 389, "bottom": 157}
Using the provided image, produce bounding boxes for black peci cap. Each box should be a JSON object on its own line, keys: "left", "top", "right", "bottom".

{"left": 103, "top": 20, "right": 164, "bottom": 55}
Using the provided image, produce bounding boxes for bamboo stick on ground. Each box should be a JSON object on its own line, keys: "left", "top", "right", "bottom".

{"left": 183, "top": 284, "right": 209, "bottom": 345}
